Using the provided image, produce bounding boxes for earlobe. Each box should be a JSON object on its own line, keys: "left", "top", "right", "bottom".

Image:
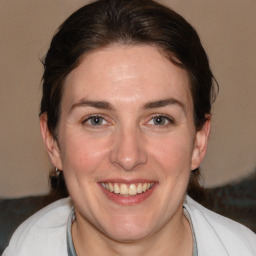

{"left": 191, "top": 119, "right": 211, "bottom": 170}
{"left": 40, "top": 113, "right": 63, "bottom": 170}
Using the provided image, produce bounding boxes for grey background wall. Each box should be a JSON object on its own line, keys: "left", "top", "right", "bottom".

{"left": 1, "top": 0, "right": 255, "bottom": 198}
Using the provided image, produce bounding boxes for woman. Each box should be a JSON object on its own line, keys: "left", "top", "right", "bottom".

{"left": 3, "top": 0, "right": 256, "bottom": 255}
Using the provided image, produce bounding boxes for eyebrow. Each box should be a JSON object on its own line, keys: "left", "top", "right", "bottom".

{"left": 143, "top": 98, "right": 185, "bottom": 110}
{"left": 69, "top": 99, "right": 113, "bottom": 113}
{"left": 69, "top": 97, "right": 185, "bottom": 113}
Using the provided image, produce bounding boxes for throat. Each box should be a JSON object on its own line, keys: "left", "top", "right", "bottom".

{"left": 69, "top": 208, "right": 194, "bottom": 256}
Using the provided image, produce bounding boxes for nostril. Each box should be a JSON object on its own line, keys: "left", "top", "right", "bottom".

{"left": 109, "top": 135, "right": 148, "bottom": 171}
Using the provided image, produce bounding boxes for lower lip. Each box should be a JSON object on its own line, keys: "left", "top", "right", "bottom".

{"left": 98, "top": 184, "right": 157, "bottom": 206}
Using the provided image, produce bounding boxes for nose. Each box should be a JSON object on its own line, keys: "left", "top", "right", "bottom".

{"left": 109, "top": 126, "right": 148, "bottom": 171}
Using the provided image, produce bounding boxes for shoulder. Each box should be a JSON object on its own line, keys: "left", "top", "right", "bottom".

{"left": 184, "top": 196, "right": 256, "bottom": 256}
{"left": 3, "top": 197, "right": 72, "bottom": 256}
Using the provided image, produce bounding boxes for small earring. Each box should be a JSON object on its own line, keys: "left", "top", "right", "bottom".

{"left": 55, "top": 167, "right": 60, "bottom": 176}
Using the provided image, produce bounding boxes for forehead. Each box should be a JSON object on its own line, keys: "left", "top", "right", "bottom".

{"left": 62, "top": 44, "right": 192, "bottom": 111}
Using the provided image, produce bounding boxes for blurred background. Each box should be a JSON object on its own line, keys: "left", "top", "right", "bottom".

{"left": 0, "top": 0, "right": 256, "bottom": 198}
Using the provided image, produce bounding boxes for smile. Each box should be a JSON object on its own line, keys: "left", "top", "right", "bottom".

{"left": 100, "top": 182, "right": 154, "bottom": 196}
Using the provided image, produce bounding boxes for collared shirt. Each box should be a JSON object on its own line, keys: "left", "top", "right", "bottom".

{"left": 67, "top": 208, "right": 77, "bottom": 256}
{"left": 4, "top": 196, "right": 256, "bottom": 256}
{"left": 66, "top": 207, "right": 198, "bottom": 256}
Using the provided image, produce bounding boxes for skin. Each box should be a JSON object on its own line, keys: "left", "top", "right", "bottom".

{"left": 40, "top": 45, "right": 210, "bottom": 256}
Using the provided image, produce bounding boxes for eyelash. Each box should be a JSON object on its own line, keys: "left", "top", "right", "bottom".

{"left": 147, "top": 114, "right": 175, "bottom": 127}
{"left": 82, "top": 114, "right": 175, "bottom": 128}
{"left": 82, "top": 115, "right": 108, "bottom": 127}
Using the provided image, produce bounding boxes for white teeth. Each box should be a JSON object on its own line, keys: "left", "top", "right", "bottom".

{"left": 128, "top": 184, "right": 137, "bottom": 195}
{"left": 137, "top": 183, "right": 143, "bottom": 193}
{"left": 120, "top": 184, "right": 128, "bottom": 195}
{"left": 101, "top": 182, "right": 154, "bottom": 196}
{"left": 109, "top": 183, "right": 114, "bottom": 192}
{"left": 114, "top": 183, "right": 120, "bottom": 193}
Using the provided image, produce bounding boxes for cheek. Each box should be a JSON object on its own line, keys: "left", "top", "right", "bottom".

{"left": 149, "top": 133, "right": 194, "bottom": 175}
{"left": 59, "top": 133, "right": 110, "bottom": 177}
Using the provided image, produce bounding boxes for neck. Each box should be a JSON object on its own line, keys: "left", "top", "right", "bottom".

{"left": 72, "top": 206, "right": 193, "bottom": 256}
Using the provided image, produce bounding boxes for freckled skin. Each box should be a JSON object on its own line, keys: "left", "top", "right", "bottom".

{"left": 40, "top": 44, "right": 210, "bottom": 255}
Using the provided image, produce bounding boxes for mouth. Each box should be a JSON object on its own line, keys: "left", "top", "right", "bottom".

{"left": 100, "top": 182, "right": 154, "bottom": 196}
{"left": 99, "top": 180, "right": 156, "bottom": 205}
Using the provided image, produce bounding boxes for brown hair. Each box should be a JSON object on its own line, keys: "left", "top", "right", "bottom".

{"left": 40, "top": 0, "right": 218, "bottom": 200}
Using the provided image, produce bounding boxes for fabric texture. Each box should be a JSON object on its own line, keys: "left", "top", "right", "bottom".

{"left": 183, "top": 207, "right": 198, "bottom": 256}
{"left": 67, "top": 208, "right": 77, "bottom": 256}
{"left": 3, "top": 196, "right": 256, "bottom": 256}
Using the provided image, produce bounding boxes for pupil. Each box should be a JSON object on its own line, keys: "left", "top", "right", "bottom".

{"left": 155, "top": 117, "right": 163, "bottom": 125}
{"left": 92, "top": 117, "right": 101, "bottom": 125}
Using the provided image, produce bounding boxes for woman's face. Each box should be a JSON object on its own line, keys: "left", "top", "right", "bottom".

{"left": 42, "top": 45, "right": 209, "bottom": 242}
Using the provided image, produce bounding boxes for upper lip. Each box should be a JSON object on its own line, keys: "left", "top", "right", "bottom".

{"left": 98, "top": 179, "right": 157, "bottom": 184}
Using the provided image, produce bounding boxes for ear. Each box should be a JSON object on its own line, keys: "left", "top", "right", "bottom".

{"left": 191, "top": 119, "right": 211, "bottom": 170}
{"left": 40, "top": 113, "right": 63, "bottom": 170}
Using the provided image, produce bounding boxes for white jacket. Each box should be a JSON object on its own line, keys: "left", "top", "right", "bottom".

{"left": 3, "top": 196, "right": 256, "bottom": 256}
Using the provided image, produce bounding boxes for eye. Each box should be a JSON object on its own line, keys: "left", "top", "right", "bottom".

{"left": 148, "top": 115, "right": 174, "bottom": 126}
{"left": 83, "top": 115, "right": 107, "bottom": 126}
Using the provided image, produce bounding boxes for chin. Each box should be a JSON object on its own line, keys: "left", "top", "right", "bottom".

{"left": 101, "top": 214, "right": 155, "bottom": 242}
{"left": 106, "top": 226, "right": 151, "bottom": 242}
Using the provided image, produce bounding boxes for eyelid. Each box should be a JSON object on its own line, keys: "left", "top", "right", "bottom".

{"left": 83, "top": 114, "right": 102, "bottom": 122}
{"left": 146, "top": 114, "right": 175, "bottom": 127}
{"left": 150, "top": 114, "right": 174, "bottom": 122}
{"left": 82, "top": 114, "right": 111, "bottom": 127}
